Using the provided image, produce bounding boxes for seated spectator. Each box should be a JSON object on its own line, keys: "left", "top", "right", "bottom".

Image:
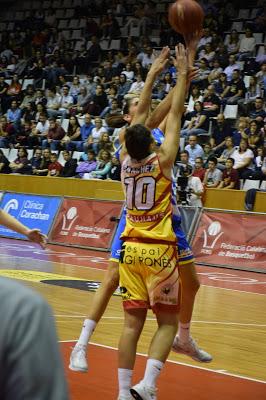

{"left": 254, "top": 147, "right": 266, "bottom": 180}
{"left": 184, "top": 135, "right": 204, "bottom": 167}
{"left": 174, "top": 150, "right": 193, "bottom": 177}
{"left": 34, "top": 113, "right": 50, "bottom": 145}
{"left": 237, "top": 28, "right": 256, "bottom": 61}
{"left": 69, "top": 76, "right": 81, "bottom": 103}
{"left": 231, "top": 139, "right": 255, "bottom": 178}
{"left": 238, "top": 76, "right": 261, "bottom": 115}
{"left": 14, "top": 121, "right": 32, "bottom": 148}
{"left": 35, "top": 102, "right": 47, "bottom": 123}
{"left": 0, "top": 75, "right": 8, "bottom": 113}
{"left": 186, "top": 85, "right": 203, "bottom": 114}
{"left": 47, "top": 153, "right": 62, "bottom": 177}
{"left": 20, "top": 85, "right": 36, "bottom": 112}
{"left": 232, "top": 119, "right": 249, "bottom": 146}
{"left": 33, "top": 148, "right": 51, "bottom": 176}
{"left": 210, "top": 113, "right": 233, "bottom": 155}
{"left": 225, "top": 30, "right": 240, "bottom": 56}
{"left": 126, "top": 74, "right": 145, "bottom": 96}
{"left": 198, "top": 43, "right": 215, "bottom": 66}
{"left": 207, "top": 59, "right": 223, "bottom": 84}
{"left": 30, "top": 148, "right": 43, "bottom": 174}
{"left": 217, "top": 136, "right": 235, "bottom": 166}
{"left": 202, "top": 85, "right": 220, "bottom": 117}
{"left": 6, "top": 74, "right": 22, "bottom": 102}
{"left": 85, "top": 117, "right": 108, "bottom": 154}
{"left": 255, "top": 62, "right": 266, "bottom": 92}
{"left": 42, "top": 118, "right": 66, "bottom": 150}
{"left": 100, "top": 98, "right": 122, "bottom": 119}
{"left": 181, "top": 101, "right": 209, "bottom": 138}
{"left": 246, "top": 120, "right": 263, "bottom": 151}
{"left": 223, "top": 55, "right": 239, "bottom": 82}
{"left": 107, "top": 155, "right": 121, "bottom": 181}
{"left": 34, "top": 89, "right": 47, "bottom": 107}
{"left": 60, "top": 151, "right": 77, "bottom": 178}
{"left": 247, "top": 97, "right": 266, "bottom": 124}
{"left": 61, "top": 116, "right": 81, "bottom": 151}
{"left": 217, "top": 158, "right": 240, "bottom": 189}
{"left": 214, "top": 72, "right": 228, "bottom": 97}
{"left": 84, "top": 149, "right": 112, "bottom": 179}
{"left": 221, "top": 69, "right": 246, "bottom": 105}
{"left": 97, "top": 132, "right": 114, "bottom": 153}
{"left": 0, "top": 115, "right": 15, "bottom": 148}
{"left": 190, "top": 58, "right": 210, "bottom": 90}
{"left": 121, "top": 63, "right": 135, "bottom": 82}
{"left": 57, "top": 85, "right": 73, "bottom": 119}
{"left": 203, "top": 156, "right": 222, "bottom": 188}
{"left": 9, "top": 147, "right": 31, "bottom": 175}
{"left": 22, "top": 102, "right": 37, "bottom": 123}
{"left": 76, "top": 150, "right": 97, "bottom": 178}
{"left": 85, "top": 84, "right": 108, "bottom": 116}
{"left": 46, "top": 87, "right": 61, "bottom": 118}
{"left": 117, "top": 74, "right": 132, "bottom": 102}
{"left": 192, "top": 157, "right": 206, "bottom": 182}
{"left": 202, "top": 142, "right": 215, "bottom": 167}
{"left": 72, "top": 86, "right": 90, "bottom": 114}
{"left": 6, "top": 100, "right": 22, "bottom": 132}
{"left": 0, "top": 149, "right": 11, "bottom": 173}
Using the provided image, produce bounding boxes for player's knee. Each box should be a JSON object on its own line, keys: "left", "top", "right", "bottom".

{"left": 103, "top": 261, "right": 119, "bottom": 290}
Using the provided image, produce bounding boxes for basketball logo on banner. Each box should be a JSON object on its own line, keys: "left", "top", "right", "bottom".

{"left": 202, "top": 221, "right": 224, "bottom": 254}
{"left": 3, "top": 199, "right": 19, "bottom": 214}
{"left": 62, "top": 207, "right": 78, "bottom": 231}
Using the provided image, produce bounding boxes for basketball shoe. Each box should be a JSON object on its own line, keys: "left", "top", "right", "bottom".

{"left": 69, "top": 343, "right": 88, "bottom": 372}
{"left": 172, "top": 336, "right": 212, "bottom": 362}
{"left": 130, "top": 381, "right": 157, "bottom": 400}
{"left": 117, "top": 395, "right": 134, "bottom": 400}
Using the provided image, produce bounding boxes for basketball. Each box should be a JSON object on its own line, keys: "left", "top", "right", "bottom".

{"left": 168, "top": 0, "right": 204, "bottom": 37}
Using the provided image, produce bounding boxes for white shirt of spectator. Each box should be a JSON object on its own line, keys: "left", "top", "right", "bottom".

{"left": 46, "top": 93, "right": 61, "bottom": 109}
{"left": 36, "top": 120, "right": 50, "bottom": 134}
{"left": 239, "top": 37, "right": 256, "bottom": 54}
{"left": 231, "top": 147, "right": 254, "bottom": 169}
{"left": 187, "top": 176, "right": 204, "bottom": 207}
{"left": 91, "top": 127, "right": 107, "bottom": 144}
{"left": 59, "top": 95, "right": 73, "bottom": 110}
{"left": 224, "top": 63, "right": 240, "bottom": 81}
{"left": 129, "top": 80, "right": 145, "bottom": 94}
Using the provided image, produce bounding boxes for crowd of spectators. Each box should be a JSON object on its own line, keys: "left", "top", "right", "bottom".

{"left": 0, "top": 0, "right": 265, "bottom": 189}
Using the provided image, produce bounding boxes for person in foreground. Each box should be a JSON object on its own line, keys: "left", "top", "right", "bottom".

{"left": 70, "top": 41, "right": 212, "bottom": 376}
{"left": 118, "top": 44, "right": 187, "bottom": 400}
{"left": 0, "top": 209, "right": 69, "bottom": 400}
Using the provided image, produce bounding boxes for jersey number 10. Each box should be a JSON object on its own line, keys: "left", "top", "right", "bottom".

{"left": 124, "top": 176, "right": 156, "bottom": 211}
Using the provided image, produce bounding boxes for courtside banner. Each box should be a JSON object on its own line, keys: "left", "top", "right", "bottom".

{"left": 50, "top": 198, "right": 123, "bottom": 250}
{"left": 193, "top": 211, "right": 266, "bottom": 271}
{"left": 0, "top": 193, "right": 61, "bottom": 239}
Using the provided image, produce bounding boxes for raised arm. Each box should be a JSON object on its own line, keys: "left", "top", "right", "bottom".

{"left": 159, "top": 44, "right": 188, "bottom": 170}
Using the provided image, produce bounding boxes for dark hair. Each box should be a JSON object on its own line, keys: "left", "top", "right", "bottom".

{"left": 125, "top": 124, "right": 153, "bottom": 160}
{"left": 227, "top": 157, "right": 235, "bottom": 165}
{"left": 208, "top": 156, "right": 218, "bottom": 165}
{"left": 180, "top": 150, "right": 189, "bottom": 157}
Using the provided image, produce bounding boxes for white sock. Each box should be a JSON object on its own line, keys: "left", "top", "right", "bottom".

{"left": 77, "top": 319, "right": 96, "bottom": 346}
{"left": 143, "top": 359, "right": 164, "bottom": 388}
{"left": 118, "top": 368, "right": 133, "bottom": 396}
{"left": 177, "top": 322, "right": 191, "bottom": 343}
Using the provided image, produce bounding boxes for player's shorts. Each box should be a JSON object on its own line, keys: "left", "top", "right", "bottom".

{"left": 110, "top": 209, "right": 194, "bottom": 266}
{"left": 119, "top": 241, "right": 180, "bottom": 313}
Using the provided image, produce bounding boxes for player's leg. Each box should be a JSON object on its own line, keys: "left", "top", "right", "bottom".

{"left": 131, "top": 243, "right": 179, "bottom": 400}
{"left": 172, "top": 227, "right": 212, "bottom": 362}
{"left": 69, "top": 212, "right": 126, "bottom": 372}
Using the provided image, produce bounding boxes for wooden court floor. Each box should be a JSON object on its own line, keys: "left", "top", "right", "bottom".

{"left": 0, "top": 238, "right": 265, "bottom": 399}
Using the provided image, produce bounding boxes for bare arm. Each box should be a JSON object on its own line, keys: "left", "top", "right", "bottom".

{"left": 159, "top": 44, "right": 188, "bottom": 171}
{"left": 0, "top": 209, "right": 47, "bottom": 248}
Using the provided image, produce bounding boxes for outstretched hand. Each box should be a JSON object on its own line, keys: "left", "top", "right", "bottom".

{"left": 148, "top": 46, "right": 170, "bottom": 77}
{"left": 172, "top": 44, "right": 188, "bottom": 76}
{"left": 26, "top": 229, "right": 47, "bottom": 249}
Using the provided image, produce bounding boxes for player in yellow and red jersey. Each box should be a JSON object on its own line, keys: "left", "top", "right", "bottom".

{"left": 117, "top": 44, "right": 187, "bottom": 400}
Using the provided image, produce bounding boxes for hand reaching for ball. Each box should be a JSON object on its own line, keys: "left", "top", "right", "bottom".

{"left": 148, "top": 46, "right": 170, "bottom": 77}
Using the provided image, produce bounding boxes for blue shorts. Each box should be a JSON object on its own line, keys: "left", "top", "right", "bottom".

{"left": 110, "top": 209, "right": 194, "bottom": 266}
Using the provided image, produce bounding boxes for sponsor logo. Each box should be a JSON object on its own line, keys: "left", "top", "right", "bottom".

{"left": 3, "top": 199, "right": 19, "bottom": 213}
{"left": 62, "top": 207, "right": 78, "bottom": 231}
{"left": 202, "top": 221, "right": 224, "bottom": 254}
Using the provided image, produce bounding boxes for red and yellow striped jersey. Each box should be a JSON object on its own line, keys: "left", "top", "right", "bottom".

{"left": 121, "top": 153, "right": 176, "bottom": 243}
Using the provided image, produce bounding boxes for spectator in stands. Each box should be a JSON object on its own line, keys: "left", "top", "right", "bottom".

{"left": 47, "top": 153, "right": 62, "bottom": 177}
{"left": 42, "top": 118, "right": 65, "bottom": 150}
{"left": 127, "top": 74, "right": 145, "bottom": 96}
{"left": 32, "top": 148, "right": 51, "bottom": 176}
{"left": 237, "top": 28, "right": 256, "bottom": 61}
{"left": 248, "top": 97, "right": 266, "bottom": 124}
{"left": 87, "top": 149, "right": 112, "bottom": 180}
{"left": 0, "top": 115, "right": 15, "bottom": 148}
{"left": 30, "top": 148, "right": 43, "bottom": 174}
{"left": 181, "top": 102, "right": 209, "bottom": 138}
{"left": 9, "top": 147, "right": 31, "bottom": 175}
{"left": 137, "top": 46, "right": 156, "bottom": 69}
{"left": 61, "top": 116, "right": 81, "bottom": 151}
{"left": 46, "top": 87, "right": 61, "bottom": 118}
{"left": 217, "top": 158, "right": 240, "bottom": 189}
{"left": 226, "top": 30, "right": 240, "bottom": 56}
{"left": 100, "top": 12, "right": 120, "bottom": 39}
{"left": 214, "top": 72, "right": 228, "bottom": 97}
{"left": 255, "top": 62, "right": 266, "bottom": 92}
{"left": 85, "top": 84, "right": 108, "bottom": 116}
{"left": 0, "top": 149, "right": 11, "bottom": 174}
{"left": 197, "top": 27, "right": 212, "bottom": 51}
{"left": 72, "top": 86, "right": 90, "bottom": 114}
{"left": 246, "top": 120, "right": 263, "bottom": 151}
{"left": 190, "top": 58, "right": 210, "bottom": 90}
{"left": 87, "top": 35, "right": 102, "bottom": 64}
{"left": 58, "top": 85, "right": 74, "bottom": 119}
{"left": 20, "top": 85, "right": 36, "bottom": 112}
{"left": 69, "top": 76, "right": 81, "bottom": 104}
{"left": 71, "top": 113, "right": 95, "bottom": 152}
{"left": 22, "top": 102, "right": 36, "bottom": 123}
{"left": 85, "top": 117, "right": 108, "bottom": 153}
{"left": 232, "top": 118, "right": 249, "bottom": 146}
{"left": 231, "top": 139, "right": 255, "bottom": 178}
{"left": 121, "top": 63, "right": 135, "bottom": 82}
{"left": 223, "top": 55, "right": 239, "bottom": 82}
{"left": 100, "top": 98, "right": 122, "bottom": 119}
{"left": 60, "top": 151, "right": 77, "bottom": 178}
{"left": 184, "top": 135, "right": 204, "bottom": 167}
{"left": 76, "top": 150, "right": 97, "bottom": 179}
{"left": 217, "top": 136, "right": 235, "bottom": 166}
{"left": 238, "top": 75, "right": 261, "bottom": 115}
{"left": 210, "top": 113, "right": 233, "bottom": 154}
{"left": 6, "top": 100, "right": 22, "bottom": 132}
{"left": 34, "top": 113, "right": 50, "bottom": 145}
{"left": 174, "top": 150, "right": 193, "bottom": 177}
{"left": 215, "top": 43, "right": 229, "bottom": 69}
{"left": 221, "top": 69, "right": 246, "bottom": 105}
{"left": 198, "top": 43, "right": 215, "bottom": 66}
{"left": 202, "top": 142, "right": 216, "bottom": 167}
{"left": 203, "top": 156, "right": 222, "bottom": 188}
{"left": 35, "top": 102, "right": 47, "bottom": 123}
{"left": 0, "top": 75, "right": 8, "bottom": 113}
{"left": 207, "top": 59, "right": 223, "bottom": 84}
{"left": 14, "top": 121, "right": 32, "bottom": 148}
{"left": 254, "top": 146, "right": 266, "bottom": 180}
{"left": 192, "top": 157, "right": 206, "bottom": 182}
{"left": 186, "top": 85, "right": 203, "bottom": 114}
{"left": 117, "top": 74, "right": 131, "bottom": 102}
{"left": 107, "top": 155, "right": 121, "bottom": 181}
{"left": 97, "top": 132, "right": 114, "bottom": 153}
{"left": 202, "top": 85, "right": 220, "bottom": 117}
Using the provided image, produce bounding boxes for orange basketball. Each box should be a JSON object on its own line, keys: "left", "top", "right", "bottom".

{"left": 168, "top": 0, "right": 204, "bottom": 37}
